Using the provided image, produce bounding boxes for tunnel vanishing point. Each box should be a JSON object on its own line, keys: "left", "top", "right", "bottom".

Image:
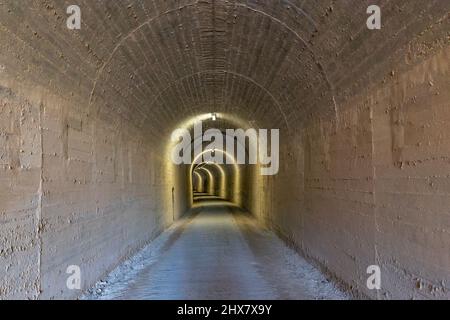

{"left": 0, "top": 1, "right": 449, "bottom": 300}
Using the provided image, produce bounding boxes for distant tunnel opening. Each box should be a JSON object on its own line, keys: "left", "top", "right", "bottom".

{"left": 167, "top": 114, "right": 266, "bottom": 217}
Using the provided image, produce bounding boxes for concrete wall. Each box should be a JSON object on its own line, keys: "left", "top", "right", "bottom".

{"left": 262, "top": 47, "right": 450, "bottom": 299}
{"left": 0, "top": 1, "right": 199, "bottom": 299}
{"left": 0, "top": 87, "right": 42, "bottom": 299}
{"left": 0, "top": 85, "right": 190, "bottom": 299}
{"left": 39, "top": 103, "right": 166, "bottom": 299}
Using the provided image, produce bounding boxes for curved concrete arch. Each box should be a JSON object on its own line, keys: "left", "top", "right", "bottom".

{"left": 195, "top": 166, "right": 215, "bottom": 196}
{"left": 138, "top": 70, "right": 291, "bottom": 131}
{"left": 195, "top": 163, "right": 227, "bottom": 199}
{"left": 87, "top": 0, "right": 331, "bottom": 131}
{"left": 194, "top": 162, "right": 227, "bottom": 199}
{"left": 192, "top": 170, "right": 204, "bottom": 193}
{"left": 88, "top": 0, "right": 319, "bottom": 101}
{"left": 88, "top": 1, "right": 200, "bottom": 107}
{"left": 190, "top": 149, "right": 241, "bottom": 206}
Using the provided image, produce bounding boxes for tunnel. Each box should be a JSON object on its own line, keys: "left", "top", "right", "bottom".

{"left": 0, "top": 1, "right": 449, "bottom": 300}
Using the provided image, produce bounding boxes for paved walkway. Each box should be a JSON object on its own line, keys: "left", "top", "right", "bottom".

{"left": 83, "top": 201, "right": 348, "bottom": 300}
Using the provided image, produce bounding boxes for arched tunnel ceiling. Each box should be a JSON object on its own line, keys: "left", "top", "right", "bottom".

{"left": 2, "top": 0, "right": 448, "bottom": 138}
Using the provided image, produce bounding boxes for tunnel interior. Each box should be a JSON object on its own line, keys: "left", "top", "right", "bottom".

{"left": 186, "top": 116, "right": 254, "bottom": 206}
{"left": 0, "top": 0, "right": 449, "bottom": 300}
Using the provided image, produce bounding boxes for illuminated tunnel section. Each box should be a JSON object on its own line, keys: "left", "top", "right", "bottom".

{"left": 192, "top": 162, "right": 226, "bottom": 200}
{"left": 191, "top": 151, "right": 241, "bottom": 204}
{"left": 166, "top": 113, "right": 254, "bottom": 213}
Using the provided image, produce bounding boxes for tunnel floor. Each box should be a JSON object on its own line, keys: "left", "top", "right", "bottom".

{"left": 83, "top": 201, "right": 349, "bottom": 300}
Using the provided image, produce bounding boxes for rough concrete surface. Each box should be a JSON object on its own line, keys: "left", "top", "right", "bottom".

{"left": 0, "top": 1, "right": 449, "bottom": 300}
